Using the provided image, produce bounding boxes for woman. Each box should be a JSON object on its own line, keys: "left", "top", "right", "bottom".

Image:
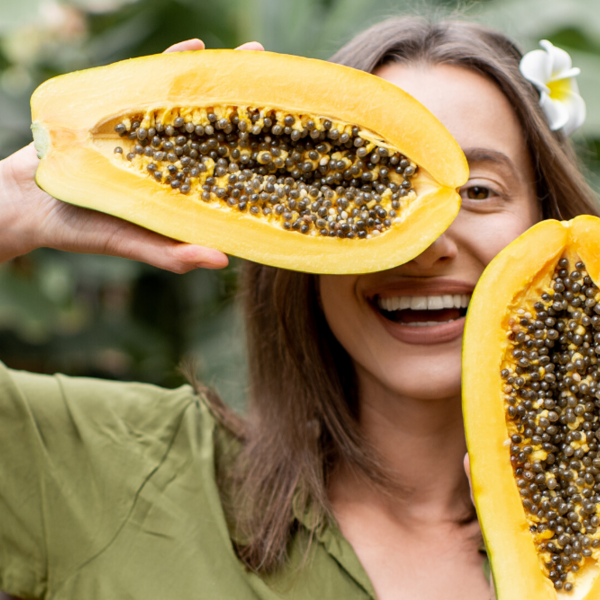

{"left": 0, "top": 17, "right": 597, "bottom": 600}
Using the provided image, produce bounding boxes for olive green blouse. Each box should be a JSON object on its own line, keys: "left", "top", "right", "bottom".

{"left": 0, "top": 362, "right": 491, "bottom": 599}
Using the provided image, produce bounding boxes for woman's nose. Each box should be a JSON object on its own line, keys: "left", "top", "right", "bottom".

{"left": 407, "top": 231, "right": 458, "bottom": 271}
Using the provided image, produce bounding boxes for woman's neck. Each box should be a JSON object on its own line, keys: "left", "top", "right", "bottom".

{"left": 327, "top": 369, "right": 488, "bottom": 600}
{"left": 330, "top": 365, "right": 470, "bottom": 526}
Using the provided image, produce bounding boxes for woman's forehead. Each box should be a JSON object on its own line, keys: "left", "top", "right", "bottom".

{"left": 373, "top": 62, "right": 528, "bottom": 165}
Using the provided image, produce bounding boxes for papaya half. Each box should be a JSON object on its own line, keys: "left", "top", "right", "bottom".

{"left": 463, "top": 216, "right": 600, "bottom": 599}
{"left": 30, "top": 50, "right": 468, "bottom": 274}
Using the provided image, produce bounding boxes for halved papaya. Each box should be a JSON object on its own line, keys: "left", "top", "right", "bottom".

{"left": 30, "top": 50, "right": 467, "bottom": 274}
{"left": 463, "top": 216, "right": 600, "bottom": 599}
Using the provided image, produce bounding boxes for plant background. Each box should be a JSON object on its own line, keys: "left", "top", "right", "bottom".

{"left": 1, "top": 0, "right": 600, "bottom": 598}
{"left": 2, "top": 0, "right": 600, "bottom": 414}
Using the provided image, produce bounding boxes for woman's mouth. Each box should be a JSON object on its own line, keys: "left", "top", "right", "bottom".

{"left": 376, "top": 294, "right": 470, "bottom": 326}
{"left": 371, "top": 292, "right": 471, "bottom": 345}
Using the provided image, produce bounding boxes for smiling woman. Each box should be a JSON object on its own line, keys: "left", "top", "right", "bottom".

{"left": 0, "top": 16, "right": 599, "bottom": 600}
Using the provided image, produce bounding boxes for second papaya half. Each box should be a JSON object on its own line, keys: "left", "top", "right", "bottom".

{"left": 464, "top": 216, "right": 600, "bottom": 599}
{"left": 30, "top": 50, "right": 467, "bottom": 274}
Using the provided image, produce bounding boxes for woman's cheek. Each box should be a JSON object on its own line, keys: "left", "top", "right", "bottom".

{"left": 319, "top": 275, "right": 362, "bottom": 341}
{"left": 458, "top": 207, "right": 540, "bottom": 269}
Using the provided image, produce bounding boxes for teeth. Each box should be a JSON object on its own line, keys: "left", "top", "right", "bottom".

{"left": 427, "top": 296, "right": 444, "bottom": 310}
{"left": 410, "top": 296, "right": 428, "bottom": 310}
{"left": 377, "top": 293, "right": 470, "bottom": 312}
{"left": 442, "top": 294, "right": 454, "bottom": 308}
{"left": 454, "top": 294, "right": 469, "bottom": 308}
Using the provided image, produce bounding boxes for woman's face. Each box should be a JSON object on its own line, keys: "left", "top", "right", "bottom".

{"left": 320, "top": 63, "right": 540, "bottom": 401}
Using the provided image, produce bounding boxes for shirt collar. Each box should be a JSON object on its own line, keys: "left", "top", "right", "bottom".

{"left": 293, "top": 495, "right": 377, "bottom": 599}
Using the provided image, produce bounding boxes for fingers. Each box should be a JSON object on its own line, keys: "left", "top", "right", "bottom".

{"left": 163, "top": 38, "right": 205, "bottom": 53}
{"left": 163, "top": 39, "right": 264, "bottom": 55}
{"left": 464, "top": 453, "right": 474, "bottom": 505}
{"left": 46, "top": 204, "right": 229, "bottom": 273}
{"left": 235, "top": 41, "right": 265, "bottom": 51}
{"left": 131, "top": 239, "right": 230, "bottom": 274}
{"left": 111, "top": 239, "right": 229, "bottom": 274}
{"left": 169, "top": 241, "right": 230, "bottom": 272}
{"left": 126, "top": 237, "right": 229, "bottom": 273}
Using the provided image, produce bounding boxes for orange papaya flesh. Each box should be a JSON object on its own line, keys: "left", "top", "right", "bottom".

{"left": 30, "top": 50, "right": 468, "bottom": 274}
{"left": 464, "top": 216, "right": 600, "bottom": 599}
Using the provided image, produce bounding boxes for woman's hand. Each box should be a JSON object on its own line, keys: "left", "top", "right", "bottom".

{"left": 0, "top": 144, "right": 229, "bottom": 271}
{"left": 0, "top": 38, "right": 264, "bottom": 271}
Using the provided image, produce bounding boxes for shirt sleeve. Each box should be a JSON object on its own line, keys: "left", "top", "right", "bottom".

{"left": 0, "top": 361, "right": 195, "bottom": 598}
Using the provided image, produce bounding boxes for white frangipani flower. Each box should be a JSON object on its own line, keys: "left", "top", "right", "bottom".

{"left": 519, "top": 40, "right": 586, "bottom": 137}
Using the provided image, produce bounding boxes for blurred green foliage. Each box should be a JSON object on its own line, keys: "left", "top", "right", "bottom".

{"left": 2, "top": 0, "right": 600, "bottom": 411}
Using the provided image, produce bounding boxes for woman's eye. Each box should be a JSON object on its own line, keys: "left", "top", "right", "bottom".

{"left": 466, "top": 186, "right": 491, "bottom": 200}
{"left": 459, "top": 182, "right": 503, "bottom": 210}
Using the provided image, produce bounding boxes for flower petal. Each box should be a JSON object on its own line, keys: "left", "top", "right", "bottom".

{"left": 539, "top": 39, "right": 573, "bottom": 79}
{"left": 560, "top": 90, "right": 586, "bottom": 137}
{"left": 520, "top": 48, "right": 552, "bottom": 92}
{"left": 539, "top": 92, "right": 569, "bottom": 131}
{"left": 551, "top": 67, "right": 580, "bottom": 81}
{"left": 568, "top": 76, "right": 580, "bottom": 96}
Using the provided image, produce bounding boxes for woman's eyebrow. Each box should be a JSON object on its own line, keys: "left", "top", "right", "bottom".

{"left": 463, "top": 147, "right": 521, "bottom": 181}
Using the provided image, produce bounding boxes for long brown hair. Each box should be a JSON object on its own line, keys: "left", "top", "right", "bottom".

{"left": 204, "top": 16, "right": 600, "bottom": 574}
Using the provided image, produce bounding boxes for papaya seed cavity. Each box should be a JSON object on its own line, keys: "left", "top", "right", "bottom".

{"left": 109, "top": 106, "right": 418, "bottom": 240}
{"left": 502, "top": 256, "right": 600, "bottom": 593}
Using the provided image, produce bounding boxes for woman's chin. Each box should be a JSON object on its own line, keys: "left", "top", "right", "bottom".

{"left": 357, "top": 354, "right": 463, "bottom": 401}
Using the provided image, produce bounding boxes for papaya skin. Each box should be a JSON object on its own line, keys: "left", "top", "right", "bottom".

{"left": 463, "top": 216, "right": 600, "bottom": 600}
{"left": 30, "top": 50, "right": 468, "bottom": 274}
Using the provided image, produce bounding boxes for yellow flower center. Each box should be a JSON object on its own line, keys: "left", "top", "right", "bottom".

{"left": 547, "top": 77, "right": 573, "bottom": 102}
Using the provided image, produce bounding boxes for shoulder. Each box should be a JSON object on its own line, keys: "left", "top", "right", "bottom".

{"left": 0, "top": 361, "right": 235, "bottom": 597}
{"left": 1, "top": 359, "right": 201, "bottom": 431}
{"left": 0, "top": 360, "right": 220, "bottom": 470}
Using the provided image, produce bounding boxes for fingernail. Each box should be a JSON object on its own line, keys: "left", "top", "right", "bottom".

{"left": 196, "top": 251, "right": 229, "bottom": 269}
{"left": 196, "top": 261, "right": 225, "bottom": 270}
